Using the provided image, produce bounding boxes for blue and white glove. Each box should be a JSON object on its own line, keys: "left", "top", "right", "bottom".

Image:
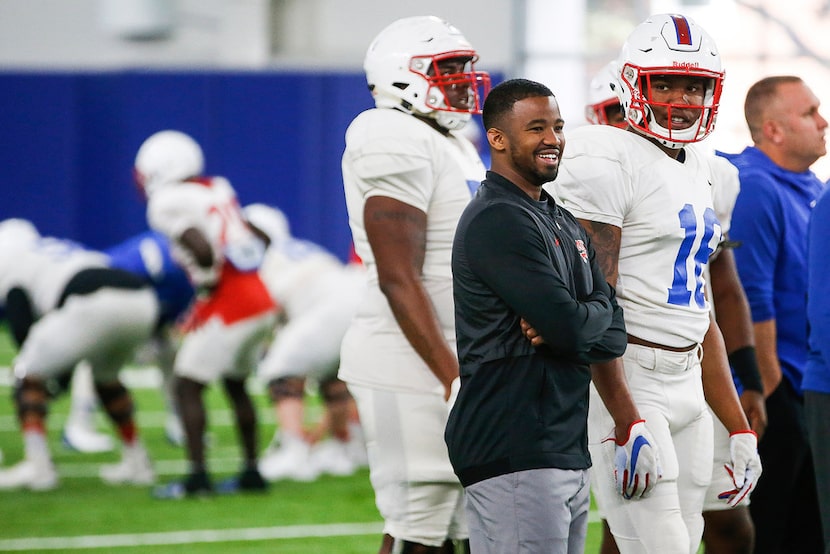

{"left": 718, "top": 430, "right": 762, "bottom": 508}
{"left": 604, "top": 419, "right": 661, "bottom": 500}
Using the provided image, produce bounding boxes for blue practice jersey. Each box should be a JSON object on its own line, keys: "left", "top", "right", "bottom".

{"left": 105, "top": 230, "right": 194, "bottom": 326}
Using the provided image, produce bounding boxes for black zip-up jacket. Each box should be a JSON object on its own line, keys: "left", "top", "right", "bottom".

{"left": 445, "top": 171, "right": 626, "bottom": 487}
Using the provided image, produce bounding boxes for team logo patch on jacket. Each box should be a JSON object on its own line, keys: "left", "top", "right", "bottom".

{"left": 575, "top": 239, "right": 589, "bottom": 263}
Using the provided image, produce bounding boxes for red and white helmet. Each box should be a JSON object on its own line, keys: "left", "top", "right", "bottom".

{"left": 363, "top": 15, "right": 490, "bottom": 131}
{"left": 243, "top": 203, "right": 291, "bottom": 245}
{"left": 586, "top": 61, "right": 626, "bottom": 128}
{"left": 134, "top": 130, "right": 204, "bottom": 196}
{"left": 617, "top": 13, "right": 724, "bottom": 148}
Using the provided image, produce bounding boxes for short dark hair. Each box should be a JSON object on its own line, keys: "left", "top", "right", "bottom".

{"left": 482, "top": 78, "right": 554, "bottom": 130}
{"left": 744, "top": 75, "right": 802, "bottom": 142}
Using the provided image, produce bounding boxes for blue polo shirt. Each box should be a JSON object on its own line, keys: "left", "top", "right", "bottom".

{"left": 805, "top": 184, "right": 830, "bottom": 394}
{"left": 718, "top": 147, "right": 825, "bottom": 395}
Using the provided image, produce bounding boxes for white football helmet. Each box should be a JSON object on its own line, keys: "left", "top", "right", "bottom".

{"left": 244, "top": 203, "right": 291, "bottom": 245}
{"left": 363, "top": 15, "right": 490, "bottom": 131}
{"left": 134, "top": 130, "right": 204, "bottom": 196}
{"left": 0, "top": 218, "right": 39, "bottom": 247}
{"left": 586, "top": 61, "right": 626, "bottom": 128}
{"left": 617, "top": 13, "right": 724, "bottom": 148}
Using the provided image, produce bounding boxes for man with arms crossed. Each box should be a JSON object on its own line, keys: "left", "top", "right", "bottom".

{"left": 448, "top": 78, "right": 660, "bottom": 554}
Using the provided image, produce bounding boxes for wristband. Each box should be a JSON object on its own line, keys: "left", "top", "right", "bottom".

{"left": 728, "top": 346, "right": 763, "bottom": 393}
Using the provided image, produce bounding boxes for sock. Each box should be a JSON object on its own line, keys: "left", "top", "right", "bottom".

{"left": 118, "top": 421, "right": 137, "bottom": 445}
{"left": 22, "top": 426, "right": 49, "bottom": 461}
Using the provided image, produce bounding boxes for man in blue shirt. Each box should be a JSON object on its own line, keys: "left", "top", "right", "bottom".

{"left": 806, "top": 180, "right": 830, "bottom": 552}
{"left": 720, "top": 75, "right": 827, "bottom": 553}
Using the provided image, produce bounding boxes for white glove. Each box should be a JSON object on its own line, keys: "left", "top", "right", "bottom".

{"left": 446, "top": 377, "right": 461, "bottom": 415}
{"left": 719, "top": 430, "right": 762, "bottom": 508}
{"left": 604, "top": 419, "right": 662, "bottom": 500}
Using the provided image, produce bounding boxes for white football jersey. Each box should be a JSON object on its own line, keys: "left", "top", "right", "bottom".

{"left": 258, "top": 236, "right": 362, "bottom": 318}
{"left": 340, "top": 108, "right": 485, "bottom": 393}
{"left": 0, "top": 235, "right": 108, "bottom": 318}
{"left": 704, "top": 150, "right": 740, "bottom": 236}
{"left": 548, "top": 125, "right": 722, "bottom": 347}
{"left": 147, "top": 177, "right": 264, "bottom": 287}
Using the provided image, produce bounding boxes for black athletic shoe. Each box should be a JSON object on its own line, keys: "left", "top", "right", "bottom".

{"left": 152, "top": 471, "right": 213, "bottom": 499}
{"left": 216, "top": 468, "right": 269, "bottom": 494}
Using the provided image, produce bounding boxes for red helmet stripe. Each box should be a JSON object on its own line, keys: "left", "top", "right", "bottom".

{"left": 670, "top": 15, "right": 693, "bottom": 46}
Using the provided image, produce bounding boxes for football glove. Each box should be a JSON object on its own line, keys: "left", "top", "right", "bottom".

{"left": 718, "top": 430, "right": 761, "bottom": 508}
{"left": 604, "top": 419, "right": 661, "bottom": 500}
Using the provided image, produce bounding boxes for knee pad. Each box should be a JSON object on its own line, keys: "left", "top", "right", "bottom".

{"left": 13, "top": 378, "right": 49, "bottom": 419}
{"left": 320, "top": 376, "right": 352, "bottom": 404}
{"left": 268, "top": 376, "right": 305, "bottom": 402}
{"left": 94, "top": 381, "right": 133, "bottom": 424}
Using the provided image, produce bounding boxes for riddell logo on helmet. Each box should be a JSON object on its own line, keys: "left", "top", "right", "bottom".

{"left": 673, "top": 61, "right": 700, "bottom": 69}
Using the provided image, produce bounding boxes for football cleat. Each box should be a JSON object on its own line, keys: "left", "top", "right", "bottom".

{"left": 100, "top": 443, "right": 155, "bottom": 486}
{"left": 152, "top": 471, "right": 213, "bottom": 500}
{"left": 310, "top": 439, "right": 357, "bottom": 477}
{"left": 62, "top": 423, "right": 114, "bottom": 454}
{"left": 216, "top": 468, "right": 269, "bottom": 494}
{"left": 0, "top": 457, "right": 58, "bottom": 491}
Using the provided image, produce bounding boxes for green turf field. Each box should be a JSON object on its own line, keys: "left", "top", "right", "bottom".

{"left": 0, "top": 327, "right": 608, "bottom": 553}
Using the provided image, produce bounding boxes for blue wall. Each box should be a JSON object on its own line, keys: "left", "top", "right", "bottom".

{"left": 0, "top": 70, "right": 374, "bottom": 261}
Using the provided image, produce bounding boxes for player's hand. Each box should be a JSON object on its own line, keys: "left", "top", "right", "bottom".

{"left": 446, "top": 377, "right": 461, "bottom": 414}
{"left": 520, "top": 318, "right": 545, "bottom": 346}
{"left": 739, "top": 390, "right": 767, "bottom": 440}
{"left": 719, "top": 430, "right": 761, "bottom": 508}
{"left": 604, "top": 419, "right": 661, "bottom": 500}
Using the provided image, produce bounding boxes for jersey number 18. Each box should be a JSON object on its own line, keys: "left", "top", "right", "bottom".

{"left": 667, "top": 204, "right": 718, "bottom": 309}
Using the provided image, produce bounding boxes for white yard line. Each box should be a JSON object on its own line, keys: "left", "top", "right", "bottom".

{"left": 0, "top": 522, "right": 385, "bottom": 551}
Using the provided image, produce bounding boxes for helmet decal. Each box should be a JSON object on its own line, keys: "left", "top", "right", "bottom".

{"left": 671, "top": 15, "right": 693, "bottom": 46}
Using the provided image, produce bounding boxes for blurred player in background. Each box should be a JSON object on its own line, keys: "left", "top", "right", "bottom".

{"left": 62, "top": 229, "right": 195, "bottom": 453}
{"left": 0, "top": 219, "right": 158, "bottom": 490}
{"left": 585, "top": 61, "right": 627, "bottom": 130}
{"left": 584, "top": 59, "right": 767, "bottom": 554}
{"left": 340, "top": 15, "right": 489, "bottom": 553}
{"left": 135, "top": 130, "right": 277, "bottom": 498}
{"left": 244, "top": 203, "right": 367, "bottom": 482}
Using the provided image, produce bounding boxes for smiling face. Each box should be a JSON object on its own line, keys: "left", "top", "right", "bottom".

{"left": 643, "top": 74, "right": 707, "bottom": 132}
{"left": 488, "top": 95, "right": 565, "bottom": 196}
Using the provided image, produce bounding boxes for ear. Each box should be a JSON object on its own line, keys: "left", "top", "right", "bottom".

{"left": 487, "top": 127, "right": 506, "bottom": 152}
{"left": 762, "top": 119, "right": 784, "bottom": 145}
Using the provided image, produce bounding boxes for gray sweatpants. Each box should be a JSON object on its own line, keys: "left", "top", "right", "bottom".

{"left": 464, "top": 467, "right": 590, "bottom": 554}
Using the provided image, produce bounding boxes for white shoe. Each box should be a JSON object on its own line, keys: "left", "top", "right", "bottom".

{"left": 100, "top": 443, "right": 155, "bottom": 486}
{"left": 309, "top": 439, "right": 357, "bottom": 477}
{"left": 0, "top": 458, "right": 58, "bottom": 491}
{"left": 258, "top": 434, "right": 319, "bottom": 482}
{"left": 62, "top": 423, "right": 114, "bottom": 454}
